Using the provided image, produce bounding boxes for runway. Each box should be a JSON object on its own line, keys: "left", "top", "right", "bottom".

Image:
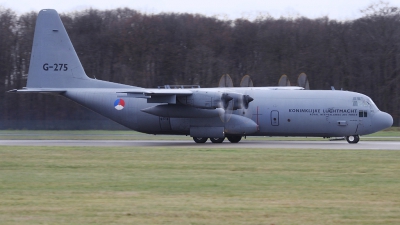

{"left": 0, "top": 140, "right": 399, "bottom": 150}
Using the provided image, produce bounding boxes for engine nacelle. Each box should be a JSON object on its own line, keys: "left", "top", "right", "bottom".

{"left": 225, "top": 114, "right": 259, "bottom": 135}
{"left": 177, "top": 90, "right": 253, "bottom": 110}
{"left": 177, "top": 90, "right": 223, "bottom": 109}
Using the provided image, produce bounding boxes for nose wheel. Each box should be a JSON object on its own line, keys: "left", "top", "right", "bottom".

{"left": 346, "top": 135, "right": 360, "bottom": 144}
{"left": 227, "top": 136, "right": 242, "bottom": 143}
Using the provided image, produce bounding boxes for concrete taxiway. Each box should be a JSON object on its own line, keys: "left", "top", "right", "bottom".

{"left": 0, "top": 140, "right": 399, "bottom": 150}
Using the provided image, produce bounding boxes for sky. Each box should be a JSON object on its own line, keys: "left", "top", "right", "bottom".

{"left": 1, "top": 0, "right": 400, "bottom": 20}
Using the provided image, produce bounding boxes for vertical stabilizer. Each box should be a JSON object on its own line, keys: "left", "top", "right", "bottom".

{"left": 27, "top": 9, "right": 89, "bottom": 88}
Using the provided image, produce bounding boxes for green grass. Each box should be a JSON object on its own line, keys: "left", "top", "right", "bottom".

{"left": 0, "top": 146, "right": 399, "bottom": 224}
{"left": 0, "top": 130, "right": 182, "bottom": 140}
{"left": 0, "top": 127, "right": 399, "bottom": 141}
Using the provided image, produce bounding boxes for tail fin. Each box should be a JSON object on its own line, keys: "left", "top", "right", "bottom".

{"left": 26, "top": 9, "right": 133, "bottom": 89}
{"left": 26, "top": 9, "right": 90, "bottom": 88}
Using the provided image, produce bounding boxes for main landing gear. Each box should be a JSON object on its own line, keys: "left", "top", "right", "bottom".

{"left": 192, "top": 136, "right": 242, "bottom": 144}
{"left": 193, "top": 137, "right": 208, "bottom": 143}
{"left": 210, "top": 137, "right": 225, "bottom": 143}
{"left": 346, "top": 135, "right": 360, "bottom": 144}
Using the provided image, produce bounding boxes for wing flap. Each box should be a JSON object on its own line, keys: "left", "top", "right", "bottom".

{"left": 118, "top": 89, "right": 193, "bottom": 96}
{"left": 118, "top": 89, "right": 193, "bottom": 104}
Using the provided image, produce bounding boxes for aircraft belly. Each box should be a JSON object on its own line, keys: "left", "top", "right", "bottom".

{"left": 170, "top": 118, "right": 190, "bottom": 134}
{"left": 258, "top": 114, "right": 356, "bottom": 137}
{"left": 259, "top": 112, "right": 329, "bottom": 136}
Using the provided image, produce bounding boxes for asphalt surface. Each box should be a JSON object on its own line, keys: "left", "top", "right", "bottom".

{"left": 0, "top": 140, "right": 399, "bottom": 150}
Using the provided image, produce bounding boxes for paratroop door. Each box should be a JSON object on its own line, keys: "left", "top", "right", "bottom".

{"left": 271, "top": 110, "right": 279, "bottom": 126}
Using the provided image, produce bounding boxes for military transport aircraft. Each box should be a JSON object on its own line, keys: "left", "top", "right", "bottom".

{"left": 9, "top": 9, "right": 393, "bottom": 144}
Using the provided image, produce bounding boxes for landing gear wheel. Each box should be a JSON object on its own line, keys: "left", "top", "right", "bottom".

{"left": 210, "top": 137, "right": 225, "bottom": 143}
{"left": 227, "top": 136, "right": 242, "bottom": 143}
{"left": 193, "top": 137, "right": 208, "bottom": 143}
{"left": 346, "top": 135, "right": 360, "bottom": 144}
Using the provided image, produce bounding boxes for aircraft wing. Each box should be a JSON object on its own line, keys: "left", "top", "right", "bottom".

{"left": 119, "top": 87, "right": 302, "bottom": 105}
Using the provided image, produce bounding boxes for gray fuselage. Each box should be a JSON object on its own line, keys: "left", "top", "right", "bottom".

{"left": 64, "top": 88, "right": 392, "bottom": 138}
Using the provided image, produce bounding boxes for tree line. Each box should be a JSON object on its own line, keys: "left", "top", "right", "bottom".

{"left": 0, "top": 3, "right": 399, "bottom": 129}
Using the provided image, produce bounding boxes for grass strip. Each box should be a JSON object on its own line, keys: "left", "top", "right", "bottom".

{"left": 0, "top": 146, "right": 399, "bottom": 224}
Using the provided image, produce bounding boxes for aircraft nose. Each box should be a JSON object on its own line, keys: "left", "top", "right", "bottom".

{"left": 373, "top": 111, "right": 393, "bottom": 132}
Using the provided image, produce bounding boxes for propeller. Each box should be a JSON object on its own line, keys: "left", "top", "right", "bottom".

{"left": 220, "top": 94, "right": 234, "bottom": 122}
{"left": 239, "top": 75, "right": 254, "bottom": 110}
{"left": 242, "top": 95, "right": 254, "bottom": 109}
{"left": 297, "top": 73, "right": 310, "bottom": 90}
{"left": 217, "top": 75, "right": 255, "bottom": 123}
{"left": 278, "top": 74, "right": 291, "bottom": 86}
{"left": 221, "top": 93, "right": 233, "bottom": 109}
{"left": 217, "top": 74, "right": 234, "bottom": 122}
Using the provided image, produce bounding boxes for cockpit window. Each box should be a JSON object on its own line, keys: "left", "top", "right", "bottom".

{"left": 353, "top": 96, "right": 376, "bottom": 108}
{"left": 353, "top": 97, "right": 366, "bottom": 107}
{"left": 367, "top": 97, "right": 379, "bottom": 110}
{"left": 353, "top": 97, "right": 358, "bottom": 106}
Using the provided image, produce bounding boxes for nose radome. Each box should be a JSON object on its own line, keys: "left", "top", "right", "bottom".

{"left": 373, "top": 112, "right": 393, "bottom": 132}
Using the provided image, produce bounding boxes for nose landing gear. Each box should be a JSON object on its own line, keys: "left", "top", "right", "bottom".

{"left": 346, "top": 135, "right": 360, "bottom": 144}
{"left": 227, "top": 136, "right": 242, "bottom": 143}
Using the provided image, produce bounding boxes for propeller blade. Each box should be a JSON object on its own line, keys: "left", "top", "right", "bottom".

{"left": 278, "top": 74, "right": 291, "bottom": 86}
{"left": 240, "top": 75, "right": 254, "bottom": 87}
{"left": 297, "top": 73, "right": 310, "bottom": 90}
{"left": 218, "top": 74, "right": 234, "bottom": 87}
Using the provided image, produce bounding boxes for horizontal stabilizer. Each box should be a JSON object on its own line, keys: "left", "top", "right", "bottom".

{"left": 8, "top": 88, "right": 66, "bottom": 94}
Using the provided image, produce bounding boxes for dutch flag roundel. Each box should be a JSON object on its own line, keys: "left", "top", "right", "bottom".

{"left": 114, "top": 99, "right": 125, "bottom": 110}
